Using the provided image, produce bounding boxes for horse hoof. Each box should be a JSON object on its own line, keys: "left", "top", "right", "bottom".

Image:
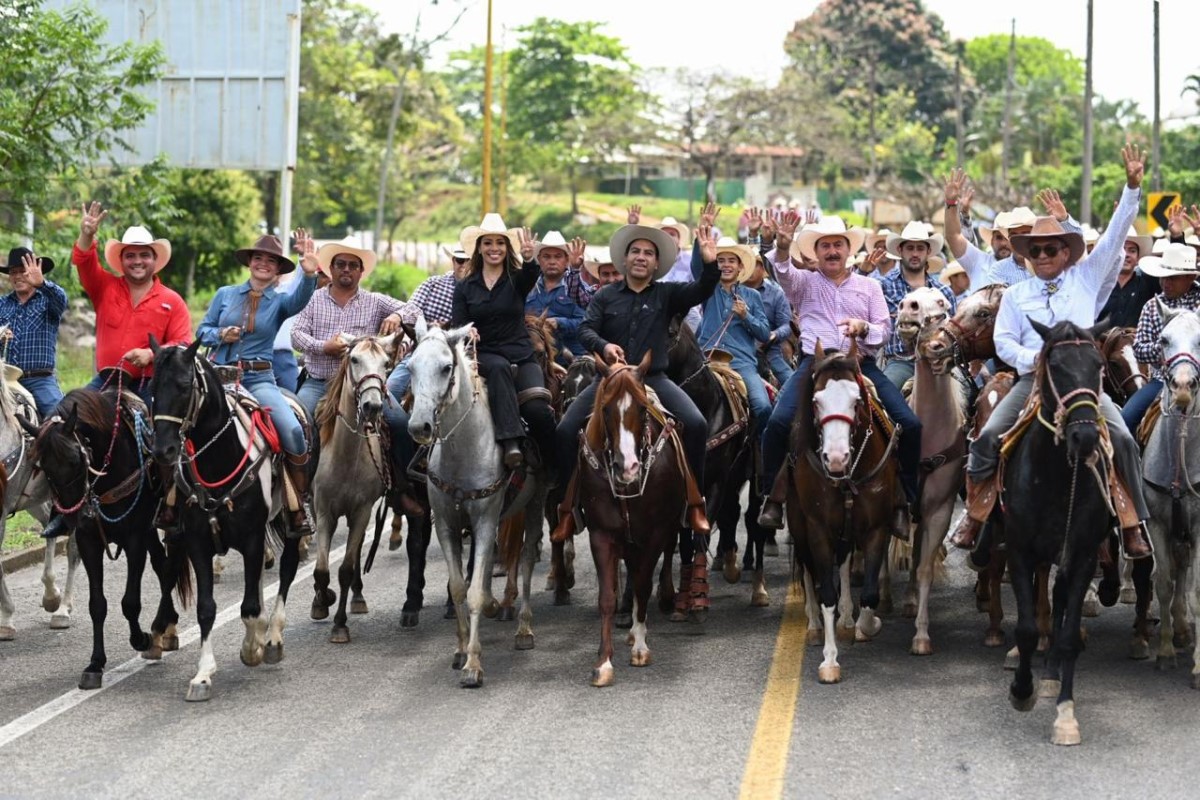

{"left": 615, "top": 612, "right": 633, "bottom": 629}
{"left": 388, "top": 537, "right": 403, "bottom": 552}
{"left": 910, "top": 637, "right": 933, "bottom": 656}
{"left": 764, "top": 541, "right": 779, "bottom": 558}
{"left": 686, "top": 611, "right": 707, "bottom": 633}
{"left": 452, "top": 653, "right": 467, "bottom": 670}
{"left": 1039, "top": 679, "right": 1061, "bottom": 699}
{"left": 400, "top": 610, "right": 420, "bottom": 629}
{"left": 329, "top": 626, "right": 350, "bottom": 644}
{"left": 350, "top": 598, "right": 369, "bottom": 615}
{"left": 1051, "top": 704, "right": 1081, "bottom": 746}
{"left": 722, "top": 555, "right": 742, "bottom": 584}
{"left": 310, "top": 602, "right": 330, "bottom": 621}
{"left": 1081, "top": 597, "right": 1100, "bottom": 618}
{"left": 1120, "top": 586, "right": 1137, "bottom": 604}
{"left": 161, "top": 634, "right": 179, "bottom": 652}
{"left": 1004, "top": 647, "right": 1019, "bottom": 671}
{"left": 630, "top": 650, "right": 652, "bottom": 667}
{"left": 543, "top": 576, "right": 556, "bottom": 591}
{"left": 264, "top": 643, "right": 284, "bottom": 664}
{"left": 240, "top": 646, "right": 264, "bottom": 667}
{"left": 1097, "top": 579, "right": 1120, "bottom": 608}
{"left": 817, "top": 664, "right": 841, "bottom": 684}
{"left": 42, "top": 592, "right": 62, "bottom": 614}
{"left": 459, "top": 669, "right": 484, "bottom": 688}
{"left": 185, "top": 682, "right": 212, "bottom": 702}
{"left": 835, "top": 626, "right": 856, "bottom": 644}
{"left": 141, "top": 645, "right": 163, "bottom": 661}
{"left": 751, "top": 590, "right": 770, "bottom": 608}
{"left": 1157, "top": 654, "right": 1177, "bottom": 671}
{"left": 1129, "top": 639, "right": 1150, "bottom": 661}
{"left": 78, "top": 671, "right": 102, "bottom": 691}
{"left": 1191, "top": 673, "right": 1200, "bottom": 690}
{"left": 806, "top": 629, "right": 824, "bottom": 647}
{"left": 49, "top": 615, "right": 71, "bottom": 630}
{"left": 983, "top": 631, "right": 1006, "bottom": 648}
{"left": 496, "top": 606, "right": 515, "bottom": 623}
{"left": 591, "top": 665, "right": 614, "bottom": 687}
{"left": 515, "top": 633, "right": 535, "bottom": 651}
{"left": 482, "top": 599, "right": 500, "bottom": 619}
{"left": 669, "top": 610, "right": 687, "bottom": 623}
{"left": 553, "top": 591, "right": 571, "bottom": 607}
{"left": 264, "top": 549, "right": 275, "bottom": 570}
{"left": 1009, "top": 687, "right": 1036, "bottom": 712}
{"left": 0, "top": 625, "right": 15, "bottom": 641}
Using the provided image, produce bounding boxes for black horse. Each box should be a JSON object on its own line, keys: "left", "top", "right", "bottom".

{"left": 31, "top": 388, "right": 189, "bottom": 690}
{"left": 1003, "top": 320, "right": 1115, "bottom": 746}
{"left": 148, "top": 337, "right": 302, "bottom": 702}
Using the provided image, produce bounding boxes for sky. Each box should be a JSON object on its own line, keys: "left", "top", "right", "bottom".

{"left": 375, "top": 0, "right": 1198, "bottom": 121}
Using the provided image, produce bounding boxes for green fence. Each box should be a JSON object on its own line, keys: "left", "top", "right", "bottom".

{"left": 596, "top": 177, "right": 746, "bottom": 205}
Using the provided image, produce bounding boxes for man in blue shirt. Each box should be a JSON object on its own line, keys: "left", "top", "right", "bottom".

{"left": 879, "top": 222, "right": 956, "bottom": 389}
{"left": 524, "top": 231, "right": 586, "bottom": 364}
{"left": 0, "top": 247, "right": 68, "bottom": 417}
{"left": 740, "top": 253, "right": 795, "bottom": 386}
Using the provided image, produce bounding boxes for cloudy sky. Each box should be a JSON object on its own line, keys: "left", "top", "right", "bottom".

{"left": 371, "top": 0, "right": 1198, "bottom": 121}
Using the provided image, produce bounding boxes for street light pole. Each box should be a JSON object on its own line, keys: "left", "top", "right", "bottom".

{"left": 481, "top": 0, "right": 495, "bottom": 215}
{"left": 1080, "top": 0, "right": 1095, "bottom": 225}
{"left": 1152, "top": 0, "right": 1163, "bottom": 192}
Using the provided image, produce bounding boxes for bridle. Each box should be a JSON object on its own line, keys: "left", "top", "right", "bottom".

{"left": 335, "top": 355, "right": 391, "bottom": 437}
{"left": 579, "top": 366, "right": 675, "bottom": 500}
{"left": 937, "top": 311, "right": 994, "bottom": 370}
{"left": 1161, "top": 350, "right": 1200, "bottom": 415}
{"left": 427, "top": 339, "right": 479, "bottom": 443}
{"left": 811, "top": 372, "right": 876, "bottom": 485}
{"left": 153, "top": 355, "right": 236, "bottom": 458}
{"left": 1035, "top": 339, "right": 1104, "bottom": 445}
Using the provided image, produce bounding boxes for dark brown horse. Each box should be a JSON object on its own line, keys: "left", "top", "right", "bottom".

{"left": 789, "top": 340, "right": 898, "bottom": 684}
{"left": 577, "top": 352, "right": 687, "bottom": 687}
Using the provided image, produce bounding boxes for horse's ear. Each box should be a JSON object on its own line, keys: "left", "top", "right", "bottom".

{"left": 848, "top": 336, "right": 859, "bottom": 361}
{"left": 636, "top": 349, "right": 652, "bottom": 377}
{"left": 18, "top": 415, "right": 41, "bottom": 438}
{"left": 148, "top": 334, "right": 161, "bottom": 357}
{"left": 184, "top": 338, "right": 202, "bottom": 359}
{"left": 62, "top": 405, "right": 77, "bottom": 436}
{"left": 445, "top": 323, "right": 474, "bottom": 347}
{"left": 1088, "top": 318, "right": 1112, "bottom": 340}
{"left": 401, "top": 320, "right": 418, "bottom": 344}
{"left": 377, "top": 332, "right": 399, "bottom": 355}
{"left": 593, "top": 352, "right": 610, "bottom": 377}
{"left": 337, "top": 333, "right": 356, "bottom": 348}
{"left": 415, "top": 315, "right": 429, "bottom": 341}
{"left": 1028, "top": 318, "right": 1051, "bottom": 342}
{"left": 1158, "top": 297, "right": 1185, "bottom": 325}
{"left": 814, "top": 338, "right": 826, "bottom": 360}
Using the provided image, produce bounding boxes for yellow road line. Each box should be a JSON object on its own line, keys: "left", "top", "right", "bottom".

{"left": 737, "top": 581, "right": 806, "bottom": 800}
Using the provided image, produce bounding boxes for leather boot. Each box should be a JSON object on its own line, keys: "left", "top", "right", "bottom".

{"left": 40, "top": 514, "right": 70, "bottom": 540}
{"left": 687, "top": 504, "right": 711, "bottom": 535}
{"left": 1110, "top": 474, "right": 1152, "bottom": 560}
{"left": 502, "top": 439, "right": 523, "bottom": 469}
{"left": 283, "top": 454, "right": 313, "bottom": 539}
{"left": 949, "top": 475, "right": 997, "bottom": 551}
{"left": 756, "top": 467, "right": 790, "bottom": 530}
{"left": 550, "top": 471, "right": 580, "bottom": 543}
{"left": 1121, "top": 521, "right": 1153, "bottom": 560}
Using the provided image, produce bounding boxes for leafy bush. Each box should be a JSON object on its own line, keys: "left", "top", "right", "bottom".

{"left": 364, "top": 262, "right": 428, "bottom": 300}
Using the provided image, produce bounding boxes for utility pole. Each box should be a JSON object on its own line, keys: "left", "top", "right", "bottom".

{"left": 867, "top": 50, "right": 877, "bottom": 189}
{"left": 1080, "top": 0, "right": 1095, "bottom": 225}
{"left": 1152, "top": 0, "right": 1163, "bottom": 192}
{"left": 954, "top": 42, "right": 965, "bottom": 169}
{"left": 497, "top": 43, "right": 509, "bottom": 216}
{"left": 481, "top": 0, "right": 495, "bottom": 216}
{"left": 1000, "top": 18, "right": 1016, "bottom": 188}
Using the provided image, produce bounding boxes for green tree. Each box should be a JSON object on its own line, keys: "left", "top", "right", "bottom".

{"left": 0, "top": 0, "right": 164, "bottom": 232}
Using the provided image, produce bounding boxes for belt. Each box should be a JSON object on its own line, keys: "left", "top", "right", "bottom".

{"left": 20, "top": 368, "right": 55, "bottom": 378}
{"left": 237, "top": 360, "right": 274, "bottom": 372}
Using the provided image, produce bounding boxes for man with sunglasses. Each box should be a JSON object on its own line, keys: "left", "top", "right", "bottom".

{"left": 950, "top": 144, "right": 1153, "bottom": 561}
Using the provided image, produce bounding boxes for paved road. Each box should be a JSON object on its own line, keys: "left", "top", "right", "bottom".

{"left": 0, "top": 499, "right": 1198, "bottom": 799}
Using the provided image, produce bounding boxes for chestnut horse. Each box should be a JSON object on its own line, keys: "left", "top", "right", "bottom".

{"left": 577, "top": 352, "right": 687, "bottom": 687}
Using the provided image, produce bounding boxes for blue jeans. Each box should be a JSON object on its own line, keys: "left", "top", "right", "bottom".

{"left": 1121, "top": 378, "right": 1163, "bottom": 433}
{"left": 733, "top": 363, "right": 773, "bottom": 427}
{"left": 299, "top": 373, "right": 415, "bottom": 469}
{"left": 766, "top": 350, "right": 794, "bottom": 387}
{"left": 19, "top": 375, "right": 64, "bottom": 419}
{"left": 273, "top": 349, "right": 299, "bottom": 393}
{"left": 761, "top": 354, "right": 921, "bottom": 503}
{"left": 883, "top": 357, "right": 915, "bottom": 391}
{"left": 87, "top": 371, "right": 153, "bottom": 407}
{"left": 241, "top": 370, "right": 306, "bottom": 456}
{"left": 387, "top": 355, "right": 412, "bottom": 403}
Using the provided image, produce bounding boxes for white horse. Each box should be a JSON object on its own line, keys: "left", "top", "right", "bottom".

{"left": 407, "top": 321, "right": 547, "bottom": 688}
{"left": 1143, "top": 303, "right": 1200, "bottom": 687}
{"left": 0, "top": 341, "right": 78, "bottom": 639}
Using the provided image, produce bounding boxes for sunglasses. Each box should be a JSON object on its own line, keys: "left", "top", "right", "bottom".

{"left": 1027, "top": 243, "right": 1063, "bottom": 259}
{"left": 331, "top": 259, "right": 362, "bottom": 271}
{"left": 452, "top": 257, "right": 469, "bottom": 265}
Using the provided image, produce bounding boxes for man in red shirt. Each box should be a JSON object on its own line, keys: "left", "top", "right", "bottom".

{"left": 71, "top": 201, "right": 193, "bottom": 403}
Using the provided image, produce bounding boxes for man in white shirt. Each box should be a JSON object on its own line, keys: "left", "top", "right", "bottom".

{"left": 949, "top": 144, "right": 1152, "bottom": 560}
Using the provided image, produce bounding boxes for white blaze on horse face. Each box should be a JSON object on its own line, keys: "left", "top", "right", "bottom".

{"left": 615, "top": 394, "right": 640, "bottom": 483}
{"left": 1119, "top": 344, "right": 1145, "bottom": 391}
{"left": 814, "top": 378, "right": 859, "bottom": 474}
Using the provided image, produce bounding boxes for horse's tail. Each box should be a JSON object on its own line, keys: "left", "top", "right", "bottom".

{"left": 498, "top": 510, "right": 525, "bottom": 573}
{"left": 173, "top": 546, "right": 194, "bottom": 610}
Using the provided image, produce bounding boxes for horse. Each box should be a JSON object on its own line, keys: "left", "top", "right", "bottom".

{"left": 148, "top": 337, "right": 304, "bottom": 701}
{"left": 789, "top": 340, "right": 897, "bottom": 683}
{"left": 1002, "top": 319, "right": 1113, "bottom": 746}
{"left": 1097, "top": 326, "right": 1147, "bottom": 406}
{"left": 407, "top": 320, "right": 547, "bottom": 688}
{"left": 543, "top": 354, "right": 595, "bottom": 604}
{"left": 894, "top": 287, "right": 968, "bottom": 655}
{"left": 31, "top": 388, "right": 189, "bottom": 689}
{"left": 310, "top": 333, "right": 426, "bottom": 641}
{"left": 1139, "top": 303, "right": 1200, "bottom": 686}
{"left": 0, "top": 349, "right": 78, "bottom": 639}
{"left": 576, "top": 351, "right": 688, "bottom": 687}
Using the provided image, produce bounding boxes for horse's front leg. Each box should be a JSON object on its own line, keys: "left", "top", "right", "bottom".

{"left": 330, "top": 507, "right": 370, "bottom": 644}
{"left": 121, "top": 538, "right": 153, "bottom": 656}
{"left": 186, "top": 537, "right": 219, "bottom": 702}
{"left": 265, "top": 536, "right": 301, "bottom": 664}
{"left": 1129, "top": 557, "right": 1154, "bottom": 661}
{"left": 239, "top": 532, "right": 267, "bottom": 669}
{"left": 75, "top": 530, "right": 107, "bottom": 690}
{"left": 400, "top": 512, "right": 432, "bottom": 628}
{"left": 39, "top": 506, "right": 64, "bottom": 614}
{"left": 310, "top": 502, "right": 337, "bottom": 620}
{"left": 912, "top": 489, "right": 955, "bottom": 655}
{"left": 1006, "top": 548, "right": 1039, "bottom": 711}
{"left": 145, "top": 529, "right": 179, "bottom": 658}
{"left": 816, "top": 557, "right": 843, "bottom": 684}
{"left": 590, "top": 531, "right": 619, "bottom": 687}
{"left": 0, "top": 516, "right": 16, "bottom": 639}
{"left": 461, "top": 508, "right": 497, "bottom": 688}
{"left": 629, "top": 545, "right": 657, "bottom": 668}
{"left": 984, "top": 531, "right": 1006, "bottom": 648}
{"left": 1049, "top": 552, "right": 1098, "bottom": 746}
{"left": 835, "top": 559, "right": 856, "bottom": 643}
{"left": 514, "top": 502, "right": 541, "bottom": 651}
{"left": 855, "top": 532, "right": 886, "bottom": 642}
{"left": 1190, "top": 543, "right": 1200, "bottom": 690}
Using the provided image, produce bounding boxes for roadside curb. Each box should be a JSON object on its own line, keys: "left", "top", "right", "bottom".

{"left": 0, "top": 539, "right": 67, "bottom": 573}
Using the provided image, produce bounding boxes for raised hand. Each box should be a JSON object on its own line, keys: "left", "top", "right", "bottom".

{"left": 1122, "top": 142, "right": 1146, "bottom": 189}
{"left": 700, "top": 201, "right": 721, "bottom": 227}
{"left": 745, "top": 207, "right": 762, "bottom": 237}
{"left": 697, "top": 224, "right": 719, "bottom": 263}
{"left": 1168, "top": 203, "right": 1187, "bottom": 237}
{"left": 518, "top": 227, "right": 537, "bottom": 262}
{"left": 293, "top": 228, "right": 318, "bottom": 274}
{"left": 626, "top": 204, "right": 641, "bottom": 225}
{"left": 804, "top": 207, "right": 820, "bottom": 226}
{"left": 960, "top": 186, "right": 975, "bottom": 218}
{"left": 776, "top": 213, "right": 799, "bottom": 249}
{"left": 760, "top": 211, "right": 777, "bottom": 244}
{"left": 1181, "top": 204, "right": 1200, "bottom": 235}
{"left": 568, "top": 236, "right": 587, "bottom": 268}
{"left": 20, "top": 251, "right": 45, "bottom": 287}
{"left": 944, "top": 168, "right": 968, "bottom": 206}
{"left": 1036, "top": 188, "right": 1070, "bottom": 222}
{"left": 79, "top": 201, "right": 108, "bottom": 245}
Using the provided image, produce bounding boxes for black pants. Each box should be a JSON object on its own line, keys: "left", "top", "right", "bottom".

{"left": 477, "top": 353, "right": 557, "bottom": 471}
{"left": 556, "top": 373, "right": 706, "bottom": 491}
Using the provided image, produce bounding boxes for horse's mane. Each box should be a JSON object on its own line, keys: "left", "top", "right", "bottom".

{"left": 34, "top": 389, "right": 117, "bottom": 464}
{"left": 524, "top": 314, "right": 560, "bottom": 367}
{"left": 316, "top": 338, "right": 390, "bottom": 446}
{"left": 669, "top": 315, "right": 703, "bottom": 364}
{"left": 585, "top": 366, "right": 653, "bottom": 448}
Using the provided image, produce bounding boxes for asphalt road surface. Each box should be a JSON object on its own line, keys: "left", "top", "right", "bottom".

{"left": 1, "top": 498, "right": 1198, "bottom": 799}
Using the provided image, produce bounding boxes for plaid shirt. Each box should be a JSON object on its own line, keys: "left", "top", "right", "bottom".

{"left": 0, "top": 281, "right": 68, "bottom": 371}
{"left": 291, "top": 287, "right": 417, "bottom": 379}
{"left": 880, "top": 270, "right": 956, "bottom": 357}
{"left": 1133, "top": 285, "right": 1200, "bottom": 381}
{"left": 563, "top": 266, "right": 595, "bottom": 309}
{"left": 409, "top": 273, "right": 456, "bottom": 324}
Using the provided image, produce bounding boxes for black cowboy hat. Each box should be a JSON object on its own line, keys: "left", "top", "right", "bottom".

{"left": 1, "top": 246, "right": 55, "bottom": 275}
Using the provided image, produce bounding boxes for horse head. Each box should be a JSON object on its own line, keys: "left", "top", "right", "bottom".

{"left": 925, "top": 283, "right": 1005, "bottom": 375}
{"left": 148, "top": 335, "right": 204, "bottom": 468}
{"left": 667, "top": 313, "right": 702, "bottom": 376}
{"left": 896, "top": 287, "right": 951, "bottom": 356}
{"left": 591, "top": 350, "right": 653, "bottom": 486}
{"left": 1097, "top": 326, "right": 1147, "bottom": 403}
{"left": 1157, "top": 301, "right": 1200, "bottom": 414}
{"left": 811, "top": 339, "right": 864, "bottom": 475}
{"left": 407, "top": 323, "right": 474, "bottom": 445}
{"left": 338, "top": 333, "right": 397, "bottom": 423}
{"left": 1030, "top": 319, "right": 1106, "bottom": 463}
{"left": 562, "top": 355, "right": 597, "bottom": 412}
{"left": 32, "top": 392, "right": 115, "bottom": 528}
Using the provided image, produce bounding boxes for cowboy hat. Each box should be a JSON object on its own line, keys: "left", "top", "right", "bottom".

{"left": 1124, "top": 226, "right": 1153, "bottom": 259}
{"left": 940, "top": 260, "right": 967, "bottom": 280}
{"left": 441, "top": 244, "right": 469, "bottom": 261}
{"left": 608, "top": 224, "right": 678, "bottom": 279}
{"left": 1010, "top": 216, "right": 1086, "bottom": 266}
{"left": 794, "top": 217, "right": 867, "bottom": 261}
{"left": 927, "top": 254, "right": 946, "bottom": 274}
{"left": 980, "top": 206, "right": 1037, "bottom": 248}
{"left": 865, "top": 228, "right": 894, "bottom": 251}
{"left": 1081, "top": 225, "right": 1101, "bottom": 246}
{"left": 657, "top": 217, "right": 690, "bottom": 244}
{"left": 582, "top": 246, "right": 613, "bottom": 281}
{"left": 459, "top": 213, "right": 521, "bottom": 261}
{"left": 235, "top": 234, "right": 296, "bottom": 274}
{"left": 1, "top": 246, "right": 54, "bottom": 275}
{"left": 885, "top": 220, "right": 945, "bottom": 259}
{"left": 714, "top": 237, "right": 757, "bottom": 282}
{"left": 535, "top": 230, "right": 572, "bottom": 259}
{"left": 316, "top": 238, "right": 377, "bottom": 279}
{"left": 103, "top": 226, "right": 171, "bottom": 276}
{"left": 1138, "top": 243, "right": 1199, "bottom": 278}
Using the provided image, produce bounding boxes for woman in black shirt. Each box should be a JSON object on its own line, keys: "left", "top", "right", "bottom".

{"left": 452, "top": 214, "right": 556, "bottom": 474}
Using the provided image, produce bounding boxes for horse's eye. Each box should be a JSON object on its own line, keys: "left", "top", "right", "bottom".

{"left": 442, "top": 364, "right": 452, "bottom": 375}
{"left": 350, "top": 356, "right": 359, "bottom": 365}
{"left": 1160, "top": 336, "right": 1169, "bottom": 347}
{"left": 974, "top": 310, "right": 990, "bottom": 318}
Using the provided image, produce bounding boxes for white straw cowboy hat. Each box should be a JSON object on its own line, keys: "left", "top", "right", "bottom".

{"left": 459, "top": 213, "right": 521, "bottom": 260}
{"left": 535, "top": 230, "right": 571, "bottom": 259}
{"left": 657, "top": 216, "right": 690, "bottom": 244}
{"left": 441, "top": 244, "right": 469, "bottom": 260}
{"left": 317, "top": 238, "right": 378, "bottom": 279}
{"left": 940, "top": 260, "right": 967, "bottom": 280}
{"left": 864, "top": 228, "right": 901, "bottom": 259}
{"left": 927, "top": 254, "right": 946, "bottom": 273}
{"left": 1124, "top": 226, "right": 1154, "bottom": 259}
{"left": 103, "top": 226, "right": 171, "bottom": 276}
{"left": 1082, "top": 225, "right": 1101, "bottom": 246}
{"left": 794, "top": 217, "right": 867, "bottom": 261}
{"left": 609, "top": 224, "right": 678, "bottom": 278}
{"left": 1138, "top": 243, "right": 1199, "bottom": 278}
{"left": 980, "top": 206, "right": 1037, "bottom": 248}
{"left": 885, "top": 220, "right": 945, "bottom": 259}
{"left": 583, "top": 246, "right": 613, "bottom": 281}
{"left": 714, "top": 236, "right": 757, "bottom": 282}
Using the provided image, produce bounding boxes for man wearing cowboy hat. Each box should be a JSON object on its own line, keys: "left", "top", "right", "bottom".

{"left": 1121, "top": 243, "right": 1200, "bottom": 434}
{"left": 70, "top": 201, "right": 193, "bottom": 404}
{"left": 1096, "top": 227, "right": 1159, "bottom": 329}
{"left": 582, "top": 247, "right": 622, "bottom": 288}
{"left": 630, "top": 205, "right": 705, "bottom": 330}
{"left": 525, "top": 231, "right": 587, "bottom": 364}
{"left": 879, "top": 221, "right": 957, "bottom": 389}
{"left": 0, "top": 247, "right": 68, "bottom": 417}
{"left": 551, "top": 223, "right": 722, "bottom": 541}
{"left": 950, "top": 144, "right": 1153, "bottom": 560}
{"left": 756, "top": 216, "right": 923, "bottom": 530}
{"left": 742, "top": 252, "right": 796, "bottom": 386}
{"left": 941, "top": 261, "right": 971, "bottom": 305}
{"left": 858, "top": 228, "right": 901, "bottom": 281}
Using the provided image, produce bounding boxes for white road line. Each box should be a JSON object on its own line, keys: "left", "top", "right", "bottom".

{"left": 0, "top": 544, "right": 347, "bottom": 750}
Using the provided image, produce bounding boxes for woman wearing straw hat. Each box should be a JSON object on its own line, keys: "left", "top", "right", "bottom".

{"left": 453, "top": 213, "right": 557, "bottom": 473}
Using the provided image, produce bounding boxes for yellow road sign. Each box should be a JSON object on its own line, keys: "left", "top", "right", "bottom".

{"left": 1147, "top": 192, "right": 1181, "bottom": 234}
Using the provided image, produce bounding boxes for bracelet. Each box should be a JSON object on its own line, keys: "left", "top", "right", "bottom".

{"left": 946, "top": 201, "right": 958, "bottom": 208}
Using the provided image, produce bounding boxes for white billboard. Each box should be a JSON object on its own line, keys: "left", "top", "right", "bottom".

{"left": 45, "top": 0, "right": 301, "bottom": 171}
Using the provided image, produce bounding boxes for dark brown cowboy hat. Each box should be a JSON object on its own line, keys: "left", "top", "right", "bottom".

{"left": 235, "top": 235, "right": 296, "bottom": 274}
{"left": 1010, "top": 216, "right": 1085, "bottom": 266}
{"left": 1, "top": 246, "right": 54, "bottom": 274}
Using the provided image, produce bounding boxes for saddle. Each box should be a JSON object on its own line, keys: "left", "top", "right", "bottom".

{"left": 220, "top": 386, "right": 309, "bottom": 456}
{"left": 1137, "top": 397, "right": 1162, "bottom": 448}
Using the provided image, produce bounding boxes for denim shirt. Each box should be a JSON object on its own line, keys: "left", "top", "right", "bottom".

{"left": 197, "top": 274, "right": 317, "bottom": 363}
{"left": 525, "top": 277, "right": 586, "bottom": 357}
{"left": 696, "top": 283, "right": 771, "bottom": 371}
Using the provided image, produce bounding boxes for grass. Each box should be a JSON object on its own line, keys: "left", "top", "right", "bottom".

{"left": 2, "top": 512, "right": 43, "bottom": 554}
